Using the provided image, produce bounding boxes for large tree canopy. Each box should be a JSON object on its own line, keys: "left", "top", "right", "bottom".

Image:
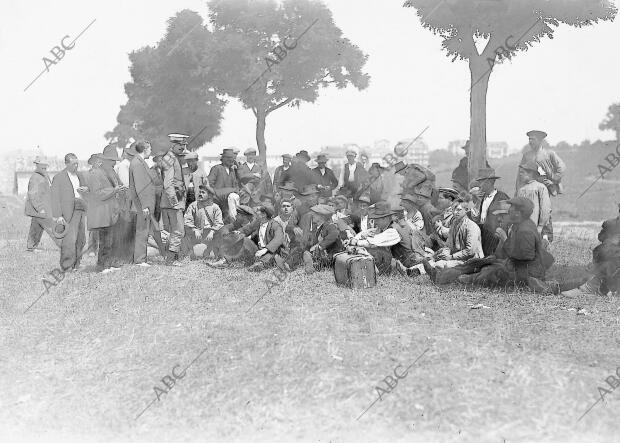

{"left": 599, "top": 103, "right": 620, "bottom": 141}
{"left": 206, "top": 0, "right": 370, "bottom": 163}
{"left": 106, "top": 10, "right": 226, "bottom": 152}
{"left": 404, "top": 0, "right": 616, "bottom": 182}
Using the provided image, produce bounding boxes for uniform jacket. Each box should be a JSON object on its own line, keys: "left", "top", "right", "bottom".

{"left": 129, "top": 155, "right": 157, "bottom": 213}
{"left": 25, "top": 171, "right": 53, "bottom": 218}
{"left": 160, "top": 151, "right": 186, "bottom": 210}
{"left": 51, "top": 169, "right": 87, "bottom": 222}
{"left": 84, "top": 167, "right": 120, "bottom": 229}
{"left": 446, "top": 216, "right": 484, "bottom": 261}
{"left": 240, "top": 218, "right": 285, "bottom": 253}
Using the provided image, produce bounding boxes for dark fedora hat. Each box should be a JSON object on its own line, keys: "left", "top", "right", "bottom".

{"left": 474, "top": 168, "right": 501, "bottom": 182}
{"left": 296, "top": 150, "right": 311, "bottom": 161}
{"left": 316, "top": 154, "right": 328, "bottom": 163}
{"left": 100, "top": 144, "right": 121, "bottom": 161}
{"left": 368, "top": 201, "right": 395, "bottom": 219}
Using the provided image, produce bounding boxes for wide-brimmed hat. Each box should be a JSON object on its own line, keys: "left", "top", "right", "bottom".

{"left": 526, "top": 130, "right": 547, "bottom": 139}
{"left": 33, "top": 156, "right": 49, "bottom": 166}
{"left": 220, "top": 148, "right": 236, "bottom": 158}
{"left": 237, "top": 205, "right": 255, "bottom": 217}
{"left": 474, "top": 168, "right": 501, "bottom": 182}
{"left": 279, "top": 181, "right": 298, "bottom": 192}
{"left": 299, "top": 184, "right": 319, "bottom": 195}
{"left": 296, "top": 150, "right": 311, "bottom": 161}
{"left": 310, "top": 204, "right": 335, "bottom": 217}
{"left": 244, "top": 148, "right": 257, "bottom": 156}
{"left": 438, "top": 187, "right": 460, "bottom": 200}
{"left": 100, "top": 145, "right": 121, "bottom": 161}
{"left": 519, "top": 161, "right": 540, "bottom": 175}
{"left": 368, "top": 201, "right": 395, "bottom": 219}
{"left": 316, "top": 154, "right": 328, "bottom": 163}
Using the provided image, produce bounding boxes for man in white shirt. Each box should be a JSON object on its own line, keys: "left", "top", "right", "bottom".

{"left": 337, "top": 150, "right": 368, "bottom": 197}
{"left": 183, "top": 186, "right": 224, "bottom": 259}
{"left": 472, "top": 168, "right": 510, "bottom": 256}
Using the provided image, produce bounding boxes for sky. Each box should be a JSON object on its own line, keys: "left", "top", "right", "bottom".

{"left": 2, "top": 0, "right": 620, "bottom": 161}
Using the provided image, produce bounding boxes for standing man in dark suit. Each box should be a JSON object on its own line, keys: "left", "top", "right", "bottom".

{"left": 273, "top": 154, "right": 292, "bottom": 191}
{"left": 208, "top": 148, "right": 241, "bottom": 221}
{"left": 160, "top": 134, "right": 190, "bottom": 265}
{"left": 337, "top": 150, "right": 368, "bottom": 197}
{"left": 313, "top": 154, "right": 338, "bottom": 199}
{"left": 25, "top": 156, "right": 61, "bottom": 251}
{"left": 50, "top": 153, "right": 89, "bottom": 271}
{"left": 129, "top": 141, "right": 156, "bottom": 266}
{"left": 472, "top": 168, "right": 510, "bottom": 256}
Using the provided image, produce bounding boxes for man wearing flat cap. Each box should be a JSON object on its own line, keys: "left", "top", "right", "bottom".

{"left": 337, "top": 150, "right": 368, "bottom": 197}
{"left": 517, "top": 130, "right": 565, "bottom": 240}
{"left": 237, "top": 204, "right": 285, "bottom": 272}
{"left": 208, "top": 148, "right": 242, "bottom": 222}
{"left": 273, "top": 154, "right": 292, "bottom": 191}
{"left": 313, "top": 154, "right": 338, "bottom": 199}
{"left": 350, "top": 201, "right": 402, "bottom": 275}
{"left": 472, "top": 168, "right": 510, "bottom": 256}
{"left": 182, "top": 151, "right": 212, "bottom": 209}
{"left": 300, "top": 204, "right": 344, "bottom": 273}
{"left": 25, "top": 156, "right": 62, "bottom": 252}
{"left": 238, "top": 148, "right": 273, "bottom": 197}
{"left": 160, "top": 134, "right": 190, "bottom": 265}
{"left": 516, "top": 161, "right": 551, "bottom": 236}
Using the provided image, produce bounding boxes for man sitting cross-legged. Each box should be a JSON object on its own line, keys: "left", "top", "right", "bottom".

{"left": 182, "top": 186, "right": 224, "bottom": 260}
{"left": 237, "top": 204, "right": 285, "bottom": 272}
{"left": 390, "top": 207, "right": 434, "bottom": 277}
{"left": 301, "top": 204, "right": 344, "bottom": 274}
{"left": 209, "top": 205, "right": 257, "bottom": 268}
{"left": 422, "top": 199, "right": 484, "bottom": 281}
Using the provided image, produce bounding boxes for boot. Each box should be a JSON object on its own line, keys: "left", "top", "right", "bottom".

{"left": 422, "top": 259, "right": 436, "bottom": 283}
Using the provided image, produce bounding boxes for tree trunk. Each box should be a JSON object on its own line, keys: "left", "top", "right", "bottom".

{"left": 468, "top": 56, "right": 491, "bottom": 184}
{"left": 255, "top": 107, "right": 267, "bottom": 165}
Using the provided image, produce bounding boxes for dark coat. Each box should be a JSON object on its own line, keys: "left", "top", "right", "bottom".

{"left": 312, "top": 167, "right": 338, "bottom": 197}
{"left": 25, "top": 171, "right": 53, "bottom": 218}
{"left": 598, "top": 215, "right": 620, "bottom": 244}
{"left": 500, "top": 218, "right": 547, "bottom": 281}
{"left": 273, "top": 165, "right": 289, "bottom": 189}
{"left": 478, "top": 189, "right": 510, "bottom": 256}
{"left": 84, "top": 168, "right": 120, "bottom": 229}
{"left": 240, "top": 218, "right": 285, "bottom": 254}
{"left": 207, "top": 164, "right": 239, "bottom": 200}
{"left": 129, "top": 155, "right": 157, "bottom": 213}
{"left": 50, "top": 169, "right": 87, "bottom": 222}
{"left": 311, "top": 222, "right": 343, "bottom": 257}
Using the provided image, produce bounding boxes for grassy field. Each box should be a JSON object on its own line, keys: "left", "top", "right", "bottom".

{"left": 1, "top": 195, "right": 619, "bottom": 442}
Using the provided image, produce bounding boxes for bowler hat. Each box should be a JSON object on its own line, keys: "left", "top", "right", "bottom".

{"left": 310, "top": 204, "right": 335, "bottom": 217}
{"left": 100, "top": 145, "right": 121, "bottom": 161}
{"left": 474, "top": 168, "right": 501, "bottom": 182}
{"left": 279, "top": 181, "right": 298, "bottom": 192}
{"left": 316, "top": 154, "right": 328, "bottom": 163}
{"left": 526, "top": 130, "right": 547, "bottom": 139}
{"left": 296, "top": 150, "right": 311, "bottom": 162}
{"left": 506, "top": 197, "right": 534, "bottom": 219}
{"left": 368, "top": 201, "right": 395, "bottom": 219}
{"left": 220, "top": 148, "right": 236, "bottom": 158}
{"left": 299, "top": 184, "right": 319, "bottom": 195}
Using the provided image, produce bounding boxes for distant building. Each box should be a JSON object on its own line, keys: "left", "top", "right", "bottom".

{"left": 446, "top": 140, "right": 509, "bottom": 159}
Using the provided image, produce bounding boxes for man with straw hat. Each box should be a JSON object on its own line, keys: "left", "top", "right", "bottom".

{"left": 25, "top": 156, "right": 61, "bottom": 252}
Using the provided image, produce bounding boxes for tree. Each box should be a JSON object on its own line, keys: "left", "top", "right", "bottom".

{"left": 404, "top": 0, "right": 616, "bottom": 182}
{"left": 106, "top": 10, "right": 226, "bottom": 151}
{"left": 206, "top": 0, "right": 370, "bottom": 163}
{"left": 599, "top": 103, "right": 620, "bottom": 141}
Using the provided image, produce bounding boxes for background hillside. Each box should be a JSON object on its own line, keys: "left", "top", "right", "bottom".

{"left": 434, "top": 140, "right": 620, "bottom": 222}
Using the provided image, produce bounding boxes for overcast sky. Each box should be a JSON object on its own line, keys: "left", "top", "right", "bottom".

{"left": 2, "top": 0, "right": 620, "bottom": 160}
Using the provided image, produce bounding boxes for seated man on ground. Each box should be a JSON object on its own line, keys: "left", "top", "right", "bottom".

{"left": 422, "top": 199, "right": 483, "bottom": 280}
{"left": 390, "top": 206, "right": 433, "bottom": 277}
{"left": 209, "top": 205, "right": 256, "bottom": 268}
{"left": 238, "top": 204, "right": 285, "bottom": 272}
{"left": 349, "top": 201, "right": 401, "bottom": 275}
{"left": 301, "top": 204, "right": 344, "bottom": 274}
{"left": 182, "top": 186, "right": 223, "bottom": 259}
{"left": 429, "top": 187, "right": 459, "bottom": 247}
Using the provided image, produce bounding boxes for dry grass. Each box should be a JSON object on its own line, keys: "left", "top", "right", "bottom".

{"left": 1, "top": 200, "right": 619, "bottom": 442}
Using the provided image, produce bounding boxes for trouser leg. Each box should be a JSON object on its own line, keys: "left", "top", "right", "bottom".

{"left": 97, "top": 227, "right": 114, "bottom": 269}
{"left": 74, "top": 211, "right": 86, "bottom": 268}
{"left": 59, "top": 210, "right": 81, "bottom": 271}
{"left": 27, "top": 218, "right": 44, "bottom": 249}
{"left": 228, "top": 192, "right": 240, "bottom": 220}
{"left": 162, "top": 209, "right": 184, "bottom": 254}
{"left": 134, "top": 211, "right": 151, "bottom": 264}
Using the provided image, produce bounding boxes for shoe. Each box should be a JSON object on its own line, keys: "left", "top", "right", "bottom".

{"left": 562, "top": 282, "right": 600, "bottom": 298}
{"left": 527, "top": 277, "right": 553, "bottom": 295}
{"left": 394, "top": 260, "right": 408, "bottom": 276}
{"left": 422, "top": 259, "right": 436, "bottom": 283}
{"left": 100, "top": 268, "right": 115, "bottom": 274}
{"left": 136, "top": 262, "right": 151, "bottom": 268}
{"left": 247, "top": 262, "right": 265, "bottom": 272}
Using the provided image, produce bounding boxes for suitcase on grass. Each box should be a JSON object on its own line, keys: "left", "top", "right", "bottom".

{"left": 333, "top": 252, "right": 376, "bottom": 289}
